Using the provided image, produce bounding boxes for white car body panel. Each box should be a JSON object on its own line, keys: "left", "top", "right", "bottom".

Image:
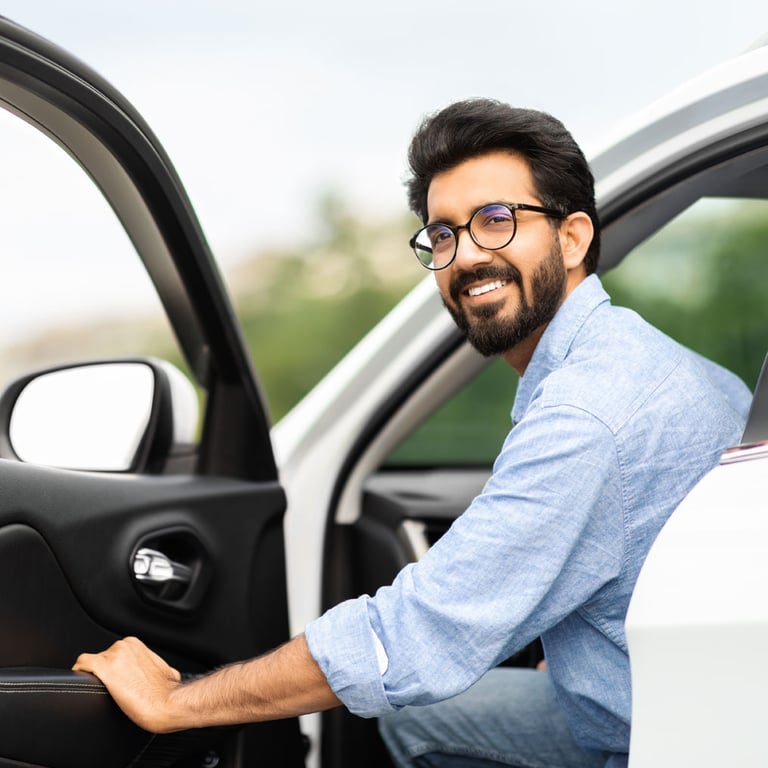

{"left": 591, "top": 46, "right": 768, "bottom": 202}
{"left": 626, "top": 453, "right": 768, "bottom": 766}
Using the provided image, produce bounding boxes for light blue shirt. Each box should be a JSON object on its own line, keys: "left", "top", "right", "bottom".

{"left": 306, "top": 275, "right": 750, "bottom": 754}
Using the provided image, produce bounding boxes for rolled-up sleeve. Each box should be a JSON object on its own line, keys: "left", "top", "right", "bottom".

{"left": 306, "top": 595, "right": 398, "bottom": 717}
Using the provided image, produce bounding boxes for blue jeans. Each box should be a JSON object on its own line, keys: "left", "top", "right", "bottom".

{"left": 378, "top": 668, "right": 616, "bottom": 768}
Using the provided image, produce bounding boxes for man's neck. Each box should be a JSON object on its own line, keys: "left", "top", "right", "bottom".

{"left": 502, "top": 323, "right": 549, "bottom": 376}
{"left": 502, "top": 271, "right": 588, "bottom": 376}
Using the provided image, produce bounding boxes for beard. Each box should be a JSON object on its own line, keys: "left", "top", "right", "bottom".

{"left": 442, "top": 239, "right": 567, "bottom": 357}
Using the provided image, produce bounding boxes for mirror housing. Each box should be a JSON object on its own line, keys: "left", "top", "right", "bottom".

{"left": 0, "top": 359, "right": 199, "bottom": 472}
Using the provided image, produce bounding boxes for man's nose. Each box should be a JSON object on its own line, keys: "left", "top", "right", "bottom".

{"left": 453, "top": 227, "right": 493, "bottom": 270}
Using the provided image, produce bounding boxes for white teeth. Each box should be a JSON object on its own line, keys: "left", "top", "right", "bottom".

{"left": 467, "top": 280, "right": 506, "bottom": 297}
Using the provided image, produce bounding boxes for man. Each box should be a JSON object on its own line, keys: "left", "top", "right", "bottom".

{"left": 75, "top": 99, "right": 751, "bottom": 768}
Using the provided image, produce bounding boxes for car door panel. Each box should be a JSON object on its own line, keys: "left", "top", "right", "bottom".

{"left": 0, "top": 460, "right": 301, "bottom": 768}
{"left": 0, "top": 667, "right": 151, "bottom": 768}
{"left": 0, "top": 664, "right": 244, "bottom": 768}
{"left": 0, "top": 523, "right": 116, "bottom": 667}
{"left": 0, "top": 459, "right": 289, "bottom": 665}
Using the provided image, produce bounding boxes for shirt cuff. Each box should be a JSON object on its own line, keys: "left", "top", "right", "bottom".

{"left": 305, "top": 595, "right": 398, "bottom": 718}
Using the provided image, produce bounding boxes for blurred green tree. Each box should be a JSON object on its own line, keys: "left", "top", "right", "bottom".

{"left": 230, "top": 192, "right": 423, "bottom": 420}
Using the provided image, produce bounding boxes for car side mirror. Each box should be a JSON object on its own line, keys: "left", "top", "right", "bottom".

{"left": 0, "top": 359, "right": 198, "bottom": 472}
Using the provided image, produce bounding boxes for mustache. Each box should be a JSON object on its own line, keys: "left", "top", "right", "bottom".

{"left": 449, "top": 266, "right": 523, "bottom": 303}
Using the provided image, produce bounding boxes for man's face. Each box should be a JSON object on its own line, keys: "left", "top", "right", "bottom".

{"left": 428, "top": 151, "right": 568, "bottom": 360}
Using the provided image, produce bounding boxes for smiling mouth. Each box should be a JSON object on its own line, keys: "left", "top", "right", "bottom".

{"left": 466, "top": 279, "right": 507, "bottom": 297}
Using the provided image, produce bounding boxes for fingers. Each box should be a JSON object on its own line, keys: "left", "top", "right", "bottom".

{"left": 72, "top": 636, "right": 182, "bottom": 694}
{"left": 72, "top": 653, "right": 96, "bottom": 673}
{"left": 73, "top": 637, "right": 144, "bottom": 673}
{"left": 71, "top": 637, "right": 183, "bottom": 733}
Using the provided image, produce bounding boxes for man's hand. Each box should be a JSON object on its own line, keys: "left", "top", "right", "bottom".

{"left": 74, "top": 636, "right": 184, "bottom": 733}
{"left": 74, "top": 634, "right": 341, "bottom": 732}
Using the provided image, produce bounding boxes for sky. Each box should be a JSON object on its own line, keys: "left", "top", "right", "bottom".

{"left": 1, "top": 1, "right": 767, "bottom": 341}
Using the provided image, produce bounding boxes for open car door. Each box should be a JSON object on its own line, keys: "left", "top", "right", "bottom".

{"left": 0, "top": 16, "right": 304, "bottom": 768}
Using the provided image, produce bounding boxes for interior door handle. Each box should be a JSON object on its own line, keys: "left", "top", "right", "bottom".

{"left": 132, "top": 547, "right": 192, "bottom": 585}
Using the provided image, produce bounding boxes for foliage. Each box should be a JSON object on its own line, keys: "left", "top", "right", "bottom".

{"left": 386, "top": 357, "right": 518, "bottom": 466}
{"left": 229, "top": 193, "right": 423, "bottom": 420}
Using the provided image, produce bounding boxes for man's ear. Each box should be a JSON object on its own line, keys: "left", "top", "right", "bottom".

{"left": 559, "top": 212, "right": 594, "bottom": 271}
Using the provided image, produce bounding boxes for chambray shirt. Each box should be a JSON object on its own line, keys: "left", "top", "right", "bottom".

{"left": 306, "top": 275, "right": 751, "bottom": 756}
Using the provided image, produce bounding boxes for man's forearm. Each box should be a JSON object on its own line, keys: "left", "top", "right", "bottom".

{"left": 74, "top": 633, "right": 341, "bottom": 733}
{"left": 169, "top": 634, "right": 341, "bottom": 729}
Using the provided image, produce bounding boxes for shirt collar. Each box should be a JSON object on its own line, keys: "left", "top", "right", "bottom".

{"left": 512, "top": 274, "right": 609, "bottom": 424}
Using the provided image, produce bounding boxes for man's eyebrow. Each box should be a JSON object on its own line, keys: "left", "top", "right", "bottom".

{"left": 426, "top": 200, "right": 508, "bottom": 226}
{"left": 425, "top": 216, "right": 452, "bottom": 226}
{"left": 426, "top": 208, "right": 473, "bottom": 226}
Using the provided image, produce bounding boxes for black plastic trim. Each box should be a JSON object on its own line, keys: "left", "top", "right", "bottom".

{"left": 599, "top": 122, "right": 768, "bottom": 240}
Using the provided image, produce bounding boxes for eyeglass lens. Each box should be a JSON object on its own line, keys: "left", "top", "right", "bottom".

{"left": 413, "top": 204, "right": 517, "bottom": 269}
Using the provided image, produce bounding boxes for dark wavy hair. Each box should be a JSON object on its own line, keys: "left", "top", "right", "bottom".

{"left": 406, "top": 99, "right": 600, "bottom": 274}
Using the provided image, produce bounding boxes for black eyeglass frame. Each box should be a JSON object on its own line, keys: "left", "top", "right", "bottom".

{"left": 409, "top": 202, "right": 567, "bottom": 271}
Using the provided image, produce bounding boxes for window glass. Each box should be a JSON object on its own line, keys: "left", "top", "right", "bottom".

{"left": 0, "top": 109, "right": 185, "bottom": 397}
{"left": 386, "top": 357, "right": 518, "bottom": 467}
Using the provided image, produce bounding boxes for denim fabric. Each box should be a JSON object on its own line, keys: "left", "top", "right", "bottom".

{"left": 378, "top": 668, "right": 609, "bottom": 768}
{"left": 306, "top": 275, "right": 750, "bottom": 756}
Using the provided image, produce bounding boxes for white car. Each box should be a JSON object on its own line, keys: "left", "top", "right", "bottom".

{"left": 0, "top": 14, "right": 766, "bottom": 768}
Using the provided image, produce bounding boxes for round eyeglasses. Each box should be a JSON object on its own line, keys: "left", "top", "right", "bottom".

{"left": 409, "top": 202, "right": 565, "bottom": 270}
